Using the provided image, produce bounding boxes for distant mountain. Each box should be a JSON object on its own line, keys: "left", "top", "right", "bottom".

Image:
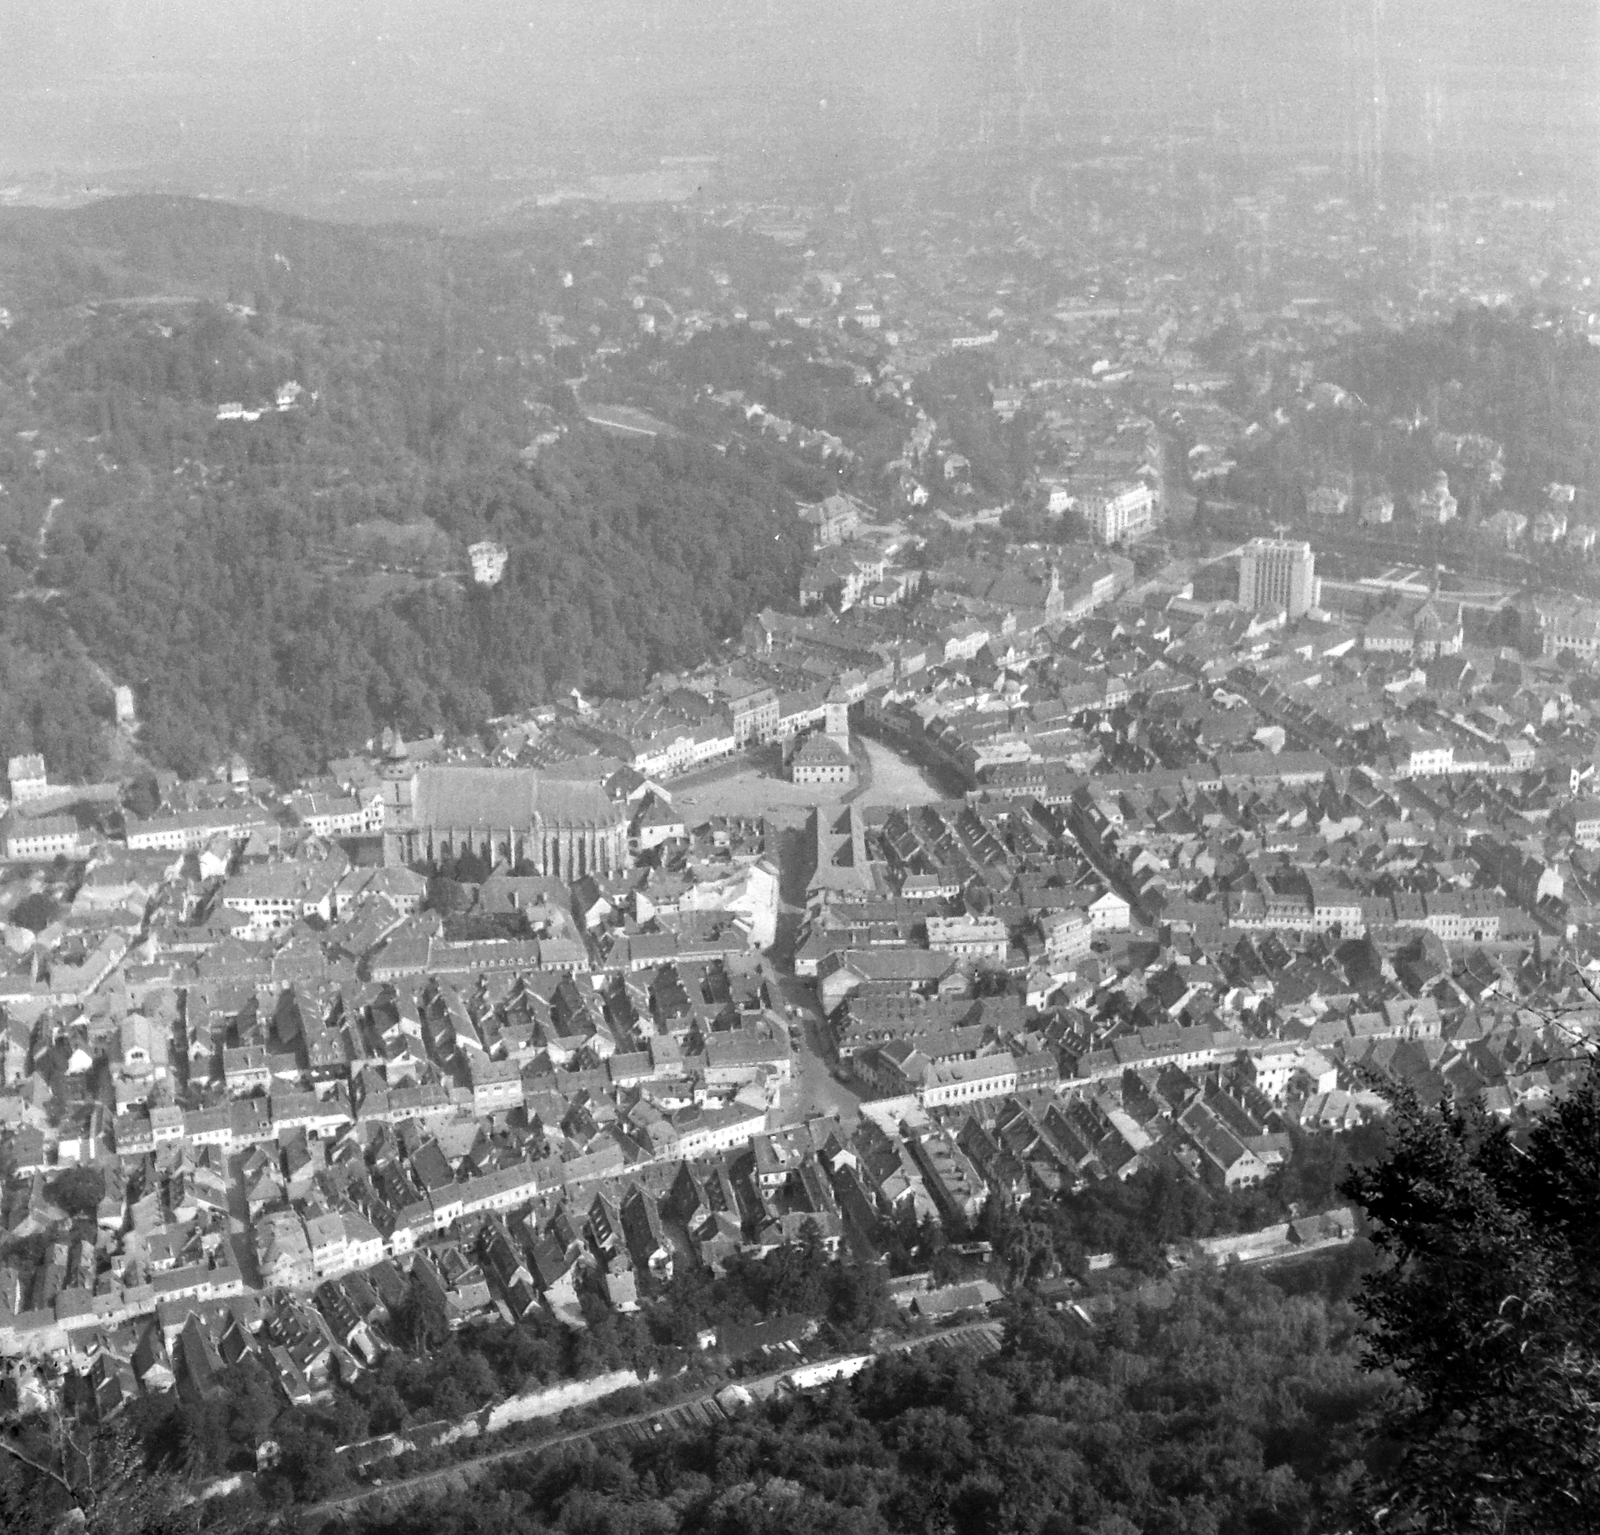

{"left": 0, "top": 196, "right": 811, "bottom": 784}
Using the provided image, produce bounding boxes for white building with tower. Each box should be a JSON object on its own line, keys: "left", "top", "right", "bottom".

{"left": 790, "top": 684, "right": 856, "bottom": 788}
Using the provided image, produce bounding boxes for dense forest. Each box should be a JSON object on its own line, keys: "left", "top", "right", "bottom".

{"left": 1221, "top": 308, "right": 1600, "bottom": 519}
{"left": 1328, "top": 309, "right": 1600, "bottom": 497}
{"left": 0, "top": 196, "right": 818, "bottom": 783}
{"left": 345, "top": 1271, "right": 1385, "bottom": 1535}
{"left": 0, "top": 1266, "right": 1386, "bottom": 1535}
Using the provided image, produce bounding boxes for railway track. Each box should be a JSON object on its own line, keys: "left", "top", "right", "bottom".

{"left": 304, "top": 1318, "right": 1004, "bottom": 1523}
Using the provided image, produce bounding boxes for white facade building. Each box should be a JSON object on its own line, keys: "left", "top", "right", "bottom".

{"left": 1081, "top": 482, "right": 1155, "bottom": 545}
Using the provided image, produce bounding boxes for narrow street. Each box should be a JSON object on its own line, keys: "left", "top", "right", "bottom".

{"left": 769, "top": 973, "right": 864, "bottom": 1129}
{"left": 755, "top": 732, "right": 949, "bottom": 1129}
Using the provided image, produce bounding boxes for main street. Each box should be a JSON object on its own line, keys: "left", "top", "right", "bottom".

{"left": 768, "top": 967, "right": 864, "bottom": 1128}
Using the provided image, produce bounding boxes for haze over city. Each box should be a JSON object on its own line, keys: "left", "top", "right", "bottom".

{"left": 0, "top": 0, "right": 1594, "bottom": 219}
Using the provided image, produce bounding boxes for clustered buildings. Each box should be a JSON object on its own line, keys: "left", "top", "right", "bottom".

{"left": 3, "top": 514, "right": 1597, "bottom": 1411}
{"left": 0, "top": 132, "right": 1596, "bottom": 1429}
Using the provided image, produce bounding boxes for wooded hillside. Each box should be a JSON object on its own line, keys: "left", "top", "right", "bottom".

{"left": 0, "top": 197, "right": 813, "bottom": 782}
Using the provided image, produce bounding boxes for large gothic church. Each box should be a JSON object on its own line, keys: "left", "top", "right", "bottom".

{"left": 384, "top": 766, "right": 628, "bottom": 878}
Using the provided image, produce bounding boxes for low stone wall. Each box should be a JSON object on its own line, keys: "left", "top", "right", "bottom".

{"left": 334, "top": 1367, "right": 650, "bottom": 1471}
{"left": 481, "top": 1367, "right": 644, "bottom": 1433}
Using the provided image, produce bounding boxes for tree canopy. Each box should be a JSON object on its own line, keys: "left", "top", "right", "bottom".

{"left": 1343, "top": 1053, "right": 1600, "bottom": 1533}
{"left": 342, "top": 1272, "right": 1383, "bottom": 1535}
{"left": 0, "top": 196, "right": 817, "bottom": 782}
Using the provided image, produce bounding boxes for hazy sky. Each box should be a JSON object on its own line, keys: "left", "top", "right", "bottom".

{"left": 0, "top": 1, "right": 1593, "bottom": 208}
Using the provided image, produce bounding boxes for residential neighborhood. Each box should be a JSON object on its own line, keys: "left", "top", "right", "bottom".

{"left": 3, "top": 493, "right": 1598, "bottom": 1438}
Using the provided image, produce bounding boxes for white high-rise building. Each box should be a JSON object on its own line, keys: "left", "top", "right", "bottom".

{"left": 1239, "top": 538, "right": 1317, "bottom": 619}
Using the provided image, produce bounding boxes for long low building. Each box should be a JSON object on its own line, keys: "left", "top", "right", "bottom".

{"left": 2, "top": 813, "right": 80, "bottom": 861}
{"left": 919, "top": 1052, "right": 1018, "bottom": 1108}
{"left": 112, "top": 1091, "right": 351, "bottom": 1153}
{"left": 0, "top": 1254, "right": 249, "bottom": 1358}
{"left": 1072, "top": 1023, "right": 1253, "bottom": 1083}
{"left": 125, "top": 806, "right": 280, "bottom": 851}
